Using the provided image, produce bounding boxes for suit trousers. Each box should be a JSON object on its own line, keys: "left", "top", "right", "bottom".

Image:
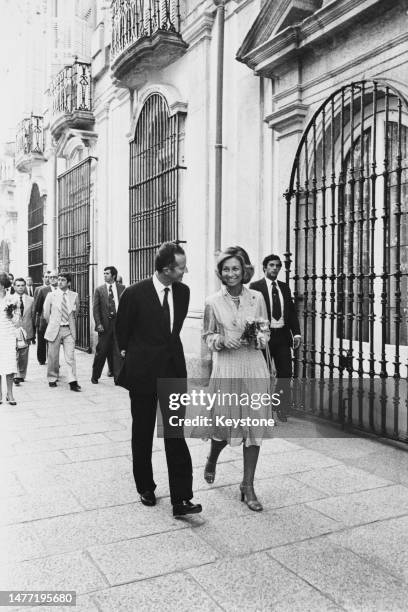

{"left": 129, "top": 364, "right": 193, "bottom": 505}
{"left": 92, "top": 319, "right": 121, "bottom": 380}
{"left": 16, "top": 346, "right": 30, "bottom": 380}
{"left": 47, "top": 327, "right": 77, "bottom": 383}
{"left": 269, "top": 328, "right": 293, "bottom": 414}
{"left": 37, "top": 328, "right": 47, "bottom": 364}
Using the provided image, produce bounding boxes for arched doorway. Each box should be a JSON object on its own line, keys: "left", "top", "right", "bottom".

{"left": 28, "top": 183, "right": 45, "bottom": 286}
{"left": 285, "top": 81, "right": 408, "bottom": 442}
{"left": 129, "top": 93, "right": 186, "bottom": 283}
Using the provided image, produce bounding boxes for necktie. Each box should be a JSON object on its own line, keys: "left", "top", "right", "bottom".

{"left": 61, "top": 292, "right": 69, "bottom": 324}
{"left": 108, "top": 285, "right": 116, "bottom": 317}
{"left": 162, "top": 287, "right": 171, "bottom": 332}
{"left": 20, "top": 296, "right": 24, "bottom": 317}
{"left": 271, "top": 281, "right": 282, "bottom": 321}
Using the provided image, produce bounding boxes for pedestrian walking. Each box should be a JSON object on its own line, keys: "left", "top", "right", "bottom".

{"left": 13, "top": 278, "right": 35, "bottom": 385}
{"left": 0, "top": 271, "right": 19, "bottom": 405}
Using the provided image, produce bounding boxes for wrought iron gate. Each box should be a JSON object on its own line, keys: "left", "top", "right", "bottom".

{"left": 58, "top": 158, "right": 91, "bottom": 351}
{"left": 285, "top": 81, "right": 408, "bottom": 443}
{"left": 129, "top": 93, "right": 185, "bottom": 283}
{"left": 28, "top": 183, "right": 45, "bottom": 287}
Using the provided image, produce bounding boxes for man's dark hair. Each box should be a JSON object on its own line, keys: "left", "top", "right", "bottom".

{"left": 104, "top": 266, "right": 118, "bottom": 280}
{"left": 155, "top": 242, "right": 185, "bottom": 272}
{"left": 8, "top": 273, "right": 14, "bottom": 280}
{"left": 58, "top": 272, "right": 72, "bottom": 284}
{"left": 14, "top": 277, "right": 26, "bottom": 285}
{"left": 262, "top": 254, "right": 282, "bottom": 270}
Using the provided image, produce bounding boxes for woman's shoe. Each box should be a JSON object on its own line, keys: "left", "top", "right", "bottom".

{"left": 240, "top": 484, "right": 263, "bottom": 512}
{"left": 6, "top": 396, "right": 17, "bottom": 406}
{"left": 204, "top": 458, "right": 217, "bottom": 484}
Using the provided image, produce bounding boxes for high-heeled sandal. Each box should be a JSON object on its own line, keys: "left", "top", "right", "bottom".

{"left": 240, "top": 484, "right": 263, "bottom": 512}
{"left": 6, "top": 396, "right": 17, "bottom": 406}
{"left": 204, "top": 458, "right": 217, "bottom": 484}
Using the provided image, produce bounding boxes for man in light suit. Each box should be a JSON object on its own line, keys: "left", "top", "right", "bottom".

{"left": 14, "top": 278, "right": 35, "bottom": 384}
{"left": 91, "top": 266, "right": 125, "bottom": 384}
{"left": 43, "top": 272, "right": 81, "bottom": 391}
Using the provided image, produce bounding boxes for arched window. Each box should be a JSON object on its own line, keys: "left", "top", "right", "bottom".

{"left": 28, "top": 183, "right": 45, "bottom": 286}
{"left": 129, "top": 93, "right": 186, "bottom": 283}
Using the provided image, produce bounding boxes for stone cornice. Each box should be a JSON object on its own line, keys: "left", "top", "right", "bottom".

{"left": 238, "top": 0, "right": 391, "bottom": 76}
{"left": 182, "top": 10, "right": 215, "bottom": 49}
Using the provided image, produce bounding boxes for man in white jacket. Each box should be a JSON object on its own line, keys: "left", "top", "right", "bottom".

{"left": 43, "top": 272, "right": 81, "bottom": 391}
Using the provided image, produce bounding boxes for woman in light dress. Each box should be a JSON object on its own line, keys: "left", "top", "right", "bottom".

{"left": 0, "top": 271, "right": 19, "bottom": 405}
{"left": 201, "top": 247, "right": 274, "bottom": 511}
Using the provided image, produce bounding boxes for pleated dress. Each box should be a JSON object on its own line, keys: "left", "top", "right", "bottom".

{"left": 198, "top": 285, "right": 274, "bottom": 446}
{"left": 0, "top": 296, "right": 18, "bottom": 376}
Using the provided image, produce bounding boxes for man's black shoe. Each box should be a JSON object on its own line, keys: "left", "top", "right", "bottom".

{"left": 69, "top": 382, "right": 81, "bottom": 392}
{"left": 49, "top": 382, "right": 57, "bottom": 387}
{"left": 13, "top": 378, "right": 21, "bottom": 386}
{"left": 172, "top": 500, "right": 202, "bottom": 517}
{"left": 140, "top": 491, "right": 156, "bottom": 506}
{"left": 39, "top": 362, "right": 46, "bottom": 365}
{"left": 276, "top": 410, "right": 288, "bottom": 422}
{"left": 91, "top": 377, "right": 98, "bottom": 384}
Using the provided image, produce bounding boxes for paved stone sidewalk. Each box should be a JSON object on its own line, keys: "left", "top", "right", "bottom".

{"left": 1, "top": 350, "right": 408, "bottom": 611}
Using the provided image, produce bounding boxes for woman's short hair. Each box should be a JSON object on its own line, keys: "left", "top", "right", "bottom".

{"left": 216, "top": 246, "right": 254, "bottom": 284}
{"left": 0, "top": 271, "right": 11, "bottom": 289}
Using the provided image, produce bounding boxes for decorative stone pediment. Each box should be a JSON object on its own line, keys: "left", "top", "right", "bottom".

{"left": 237, "top": 0, "right": 322, "bottom": 61}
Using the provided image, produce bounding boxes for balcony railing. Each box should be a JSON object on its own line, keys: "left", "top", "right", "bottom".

{"left": 111, "top": 0, "right": 182, "bottom": 60}
{"left": 50, "top": 59, "right": 92, "bottom": 116}
{"left": 49, "top": 59, "right": 94, "bottom": 139}
{"left": 16, "top": 115, "right": 44, "bottom": 158}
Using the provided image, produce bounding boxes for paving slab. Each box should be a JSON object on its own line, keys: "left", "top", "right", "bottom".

{"left": 0, "top": 523, "right": 46, "bottom": 563}
{"left": 292, "top": 436, "right": 383, "bottom": 460}
{"left": 269, "top": 537, "right": 408, "bottom": 611}
{"left": 306, "top": 484, "right": 408, "bottom": 526}
{"left": 0, "top": 551, "right": 107, "bottom": 594}
{"left": 0, "top": 487, "right": 83, "bottom": 525}
{"left": 196, "top": 504, "right": 342, "bottom": 556}
{"left": 328, "top": 515, "right": 408, "bottom": 582}
{"left": 188, "top": 552, "right": 342, "bottom": 612}
{"left": 347, "top": 446, "right": 408, "bottom": 486}
{"left": 88, "top": 529, "right": 218, "bottom": 585}
{"left": 291, "top": 464, "right": 393, "bottom": 496}
{"left": 32, "top": 502, "right": 186, "bottom": 556}
{"left": 189, "top": 475, "right": 325, "bottom": 520}
{"left": 230, "top": 448, "right": 341, "bottom": 479}
{"left": 90, "top": 571, "right": 221, "bottom": 611}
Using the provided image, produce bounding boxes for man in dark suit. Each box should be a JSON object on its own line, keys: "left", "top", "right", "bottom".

{"left": 91, "top": 266, "right": 125, "bottom": 383}
{"left": 34, "top": 271, "right": 58, "bottom": 364}
{"left": 116, "top": 242, "right": 202, "bottom": 518}
{"left": 250, "top": 254, "right": 301, "bottom": 421}
{"left": 14, "top": 278, "right": 35, "bottom": 384}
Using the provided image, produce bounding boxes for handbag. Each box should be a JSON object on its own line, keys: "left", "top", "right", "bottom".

{"left": 16, "top": 327, "right": 28, "bottom": 350}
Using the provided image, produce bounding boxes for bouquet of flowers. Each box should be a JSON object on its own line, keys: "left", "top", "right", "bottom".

{"left": 240, "top": 317, "right": 270, "bottom": 348}
{"left": 4, "top": 296, "right": 17, "bottom": 319}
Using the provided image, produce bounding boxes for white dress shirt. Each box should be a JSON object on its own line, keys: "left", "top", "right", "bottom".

{"left": 152, "top": 273, "right": 174, "bottom": 331}
{"left": 106, "top": 282, "right": 119, "bottom": 311}
{"left": 265, "top": 277, "right": 285, "bottom": 329}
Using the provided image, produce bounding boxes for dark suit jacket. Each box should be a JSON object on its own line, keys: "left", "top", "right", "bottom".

{"left": 34, "top": 285, "right": 52, "bottom": 330}
{"left": 93, "top": 282, "right": 125, "bottom": 331}
{"left": 115, "top": 278, "right": 189, "bottom": 394}
{"left": 249, "top": 277, "right": 300, "bottom": 344}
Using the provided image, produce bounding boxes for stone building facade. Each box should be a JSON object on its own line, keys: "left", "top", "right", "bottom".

{"left": 10, "top": 0, "right": 408, "bottom": 438}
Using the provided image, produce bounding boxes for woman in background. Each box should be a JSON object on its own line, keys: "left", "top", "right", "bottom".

{"left": 0, "top": 271, "right": 19, "bottom": 405}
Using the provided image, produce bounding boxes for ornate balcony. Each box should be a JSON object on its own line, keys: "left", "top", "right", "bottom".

{"left": 15, "top": 115, "right": 45, "bottom": 173}
{"left": 49, "top": 59, "right": 94, "bottom": 140}
{"left": 111, "top": 0, "right": 188, "bottom": 88}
